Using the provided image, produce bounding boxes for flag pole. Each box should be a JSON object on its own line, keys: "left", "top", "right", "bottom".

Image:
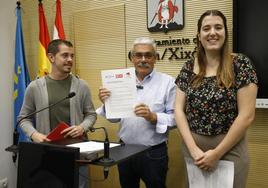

{"left": 13, "top": 0, "right": 31, "bottom": 162}
{"left": 53, "top": 0, "right": 65, "bottom": 39}
{"left": 37, "top": 0, "right": 51, "bottom": 77}
{"left": 16, "top": 1, "right": 21, "bottom": 8}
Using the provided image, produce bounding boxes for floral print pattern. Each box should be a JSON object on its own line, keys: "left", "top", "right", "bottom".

{"left": 175, "top": 54, "right": 258, "bottom": 135}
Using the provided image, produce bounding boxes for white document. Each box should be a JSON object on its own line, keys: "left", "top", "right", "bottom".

{"left": 185, "top": 158, "right": 234, "bottom": 188}
{"left": 67, "top": 141, "right": 120, "bottom": 154}
{"left": 101, "top": 68, "right": 137, "bottom": 119}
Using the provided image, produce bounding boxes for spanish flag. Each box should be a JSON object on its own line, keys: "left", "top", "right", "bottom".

{"left": 38, "top": 0, "right": 50, "bottom": 77}
{"left": 53, "top": 0, "right": 65, "bottom": 39}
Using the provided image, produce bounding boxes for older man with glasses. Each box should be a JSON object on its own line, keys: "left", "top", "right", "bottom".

{"left": 97, "top": 37, "right": 176, "bottom": 188}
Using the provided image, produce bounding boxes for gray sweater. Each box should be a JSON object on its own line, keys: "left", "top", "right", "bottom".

{"left": 18, "top": 75, "right": 97, "bottom": 138}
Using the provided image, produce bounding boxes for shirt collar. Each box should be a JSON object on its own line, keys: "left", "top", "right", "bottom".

{"left": 136, "top": 69, "right": 155, "bottom": 84}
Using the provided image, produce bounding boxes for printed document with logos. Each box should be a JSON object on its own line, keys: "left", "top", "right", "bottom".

{"left": 185, "top": 157, "right": 234, "bottom": 188}
{"left": 101, "top": 68, "right": 137, "bottom": 119}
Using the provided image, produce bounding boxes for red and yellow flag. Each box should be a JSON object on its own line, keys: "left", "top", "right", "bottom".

{"left": 53, "top": 0, "right": 65, "bottom": 39}
{"left": 38, "top": 1, "right": 50, "bottom": 77}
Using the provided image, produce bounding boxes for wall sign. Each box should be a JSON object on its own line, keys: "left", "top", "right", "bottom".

{"left": 156, "top": 37, "right": 197, "bottom": 60}
{"left": 147, "top": 0, "right": 184, "bottom": 32}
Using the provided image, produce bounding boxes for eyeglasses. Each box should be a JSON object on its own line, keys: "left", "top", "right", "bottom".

{"left": 132, "top": 52, "right": 155, "bottom": 59}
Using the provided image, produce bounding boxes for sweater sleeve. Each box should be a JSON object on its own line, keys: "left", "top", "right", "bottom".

{"left": 78, "top": 81, "right": 97, "bottom": 132}
{"left": 18, "top": 82, "right": 38, "bottom": 138}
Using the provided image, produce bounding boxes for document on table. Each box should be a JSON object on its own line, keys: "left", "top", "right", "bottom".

{"left": 185, "top": 158, "right": 234, "bottom": 188}
{"left": 67, "top": 141, "right": 120, "bottom": 154}
{"left": 101, "top": 68, "right": 137, "bottom": 119}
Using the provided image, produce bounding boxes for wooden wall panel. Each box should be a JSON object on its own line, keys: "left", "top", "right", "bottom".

{"left": 73, "top": 4, "right": 126, "bottom": 188}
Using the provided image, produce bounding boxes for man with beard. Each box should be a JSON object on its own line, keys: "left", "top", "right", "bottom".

{"left": 18, "top": 39, "right": 97, "bottom": 188}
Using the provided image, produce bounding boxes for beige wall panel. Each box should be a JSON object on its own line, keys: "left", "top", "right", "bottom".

{"left": 247, "top": 109, "right": 268, "bottom": 188}
{"left": 73, "top": 4, "right": 126, "bottom": 106}
{"left": 20, "top": 0, "right": 268, "bottom": 187}
{"left": 73, "top": 5, "right": 126, "bottom": 188}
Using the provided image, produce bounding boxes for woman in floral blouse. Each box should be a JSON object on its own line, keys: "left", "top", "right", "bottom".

{"left": 175, "top": 10, "right": 258, "bottom": 188}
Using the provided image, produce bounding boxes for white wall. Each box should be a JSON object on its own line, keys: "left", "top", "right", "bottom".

{"left": 0, "top": 0, "right": 18, "bottom": 187}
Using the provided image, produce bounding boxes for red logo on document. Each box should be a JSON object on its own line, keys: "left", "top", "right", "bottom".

{"left": 125, "top": 72, "right": 131, "bottom": 78}
{"left": 115, "top": 74, "right": 123, "bottom": 78}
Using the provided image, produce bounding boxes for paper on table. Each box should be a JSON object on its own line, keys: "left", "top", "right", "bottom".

{"left": 101, "top": 68, "right": 137, "bottom": 119}
{"left": 185, "top": 158, "right": 234, "bottom": 188}
{"left": 67, "top": 141, "right": 120, "bottom": 154}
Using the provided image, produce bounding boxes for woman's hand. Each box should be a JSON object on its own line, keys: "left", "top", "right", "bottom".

{"left": 195, "top": 149, "right": 220, "bottom": 171}
{"left": 190, "top": 146, "right": 205, "bottom": 162}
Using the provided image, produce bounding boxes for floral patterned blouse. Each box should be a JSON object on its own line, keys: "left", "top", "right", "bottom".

{"left": 175, "top": 54, "right": 258, "bottom": 135}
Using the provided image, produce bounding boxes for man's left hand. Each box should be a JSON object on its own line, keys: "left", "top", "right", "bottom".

{"left": 134, "top": 103, "right": 157, "bottom": 124}
{"left": 61, "top": 125, "right": 84, "bottom": 138}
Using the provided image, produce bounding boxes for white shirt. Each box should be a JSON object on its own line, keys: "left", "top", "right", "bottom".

{"left": 97, "top": 70, "right": 176, "bottom": 146}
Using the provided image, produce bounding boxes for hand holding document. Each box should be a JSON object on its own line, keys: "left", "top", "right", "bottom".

{"left": 101, "top": 68, "right": 137, "bottom": 119}
{"left": 185, "top": 158, "right": 234, "bottom": 188}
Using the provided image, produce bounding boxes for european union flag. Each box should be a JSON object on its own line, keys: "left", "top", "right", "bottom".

{"left": 14, "top": 6, "right": 30, "bottom": 142}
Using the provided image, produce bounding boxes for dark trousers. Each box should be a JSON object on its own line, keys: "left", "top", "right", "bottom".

{"left": 118, "top": 143, "right": 168, "bottom": 188}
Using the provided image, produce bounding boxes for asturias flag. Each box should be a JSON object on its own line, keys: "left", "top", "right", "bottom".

{"left": 53, "top": 0, "right": 65, "bottom": 39}
{"left": 14, "top": 6, "right": 31, "bottom": 141}
{"left": 38, "top": 1, "right": 51, "bottom": 77}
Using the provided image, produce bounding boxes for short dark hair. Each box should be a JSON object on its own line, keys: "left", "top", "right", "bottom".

{"left": 47, "top": 39, "right": 73, "bottom": 55}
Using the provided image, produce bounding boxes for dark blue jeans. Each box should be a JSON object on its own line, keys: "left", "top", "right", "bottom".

{"left": 118, "top": 143, "right": 168, "bottom": 188}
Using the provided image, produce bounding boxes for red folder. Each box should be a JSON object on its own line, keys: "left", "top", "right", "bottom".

{"left": 47, "top": 122, "right": 69, "bottom": 141}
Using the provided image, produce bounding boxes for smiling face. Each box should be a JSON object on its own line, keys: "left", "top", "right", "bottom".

{"left": 131, "top": 44, "right": 156, "bottom": 80}
{"left": 49, "top": 44, "right": 74, "bottom": 75}
{"left": 198, "top": 15, "right": 226, "bottom": 53}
